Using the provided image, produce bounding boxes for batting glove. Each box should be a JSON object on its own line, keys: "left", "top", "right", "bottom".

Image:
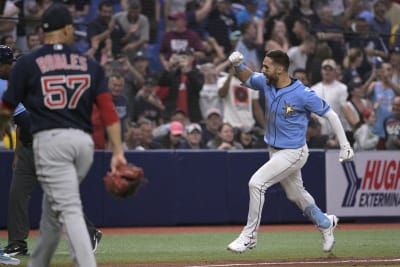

{"left": 229, "top": 51, "right": 244, "bottom": 66}
{"left": 339, "top": 143, "right": 354, "bottom": 162}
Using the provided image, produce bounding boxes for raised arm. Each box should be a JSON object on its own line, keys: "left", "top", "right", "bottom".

{"left": 228, "top": 51, "right": 254, "bottom": 83}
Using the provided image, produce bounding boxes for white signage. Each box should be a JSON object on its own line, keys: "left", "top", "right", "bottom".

{"left": 326, "top": 150, "right": 400, "bottom": 217}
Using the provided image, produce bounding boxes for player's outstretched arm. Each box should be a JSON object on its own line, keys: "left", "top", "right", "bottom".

{"left": 323, "top": 109, "right": 354, "bottom": 162}
{"left": 106, "top": 122, "right": 127, "bottom": 174}
{"left": 228, "top": 51, "right": 253, "bottom": 83}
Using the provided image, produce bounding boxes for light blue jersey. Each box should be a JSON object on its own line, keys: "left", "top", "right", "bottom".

{"left": 0, "top": 79, "right": 26, "bottom": 116}
{"left": 244, "top": 73, "right": 331, "bottom": 148}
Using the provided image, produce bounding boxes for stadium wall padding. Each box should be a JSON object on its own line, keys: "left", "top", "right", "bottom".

{"left": 0, "top": 150, "right": 326, "bottom": 228}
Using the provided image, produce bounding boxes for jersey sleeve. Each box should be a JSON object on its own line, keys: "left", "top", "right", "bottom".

{"left": 243, "top": 72, "right": 266, "bottom": 92}
{"left": 303, "top": 87, "right": 330, "bottom": 116}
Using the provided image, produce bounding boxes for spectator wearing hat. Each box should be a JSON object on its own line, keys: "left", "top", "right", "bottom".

{"left": 86, "top": 0, "right": 115, "bottom": 62}
{"left": 384, "top": 96, "right": 400, "bottom": 149}
{"left": 112, "top": 0, "right": 150, "bottom": 60}
{"left": 158, "top": 120, "right": 186, "bottom": 148}
{"left": 235, "top": 0, "right": 262, "bottom": 27}
{"left": 201, "top": 107, "right": 223, "bottom": 145}
{"left": 159, "top": 10, "right": 204, "bottom": 70}
{"left": 353, "top": 108, "right": 379, "bottom": 150}
{"left": 341, "top": 77, "right": 372, "bottom": 146}
{"left": 134, "top": 75, "right": 165, "bottom": 124}
{"left": 206, "top": 0, "right": 238, "bottom": 55}
{"left": 158, "top": 47, "right": 204, "bottom": 122}
{"left": 311, "top": 58, "right": 349, "bottom": 141}
{"left": 180, "top": 122, "right": 207, "bottom": 149}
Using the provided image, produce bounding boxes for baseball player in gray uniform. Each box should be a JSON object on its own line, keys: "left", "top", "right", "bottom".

{"left": 0, "top": 4, "right": 126, "bottom": 267}
{"left": 226, "top": 50, "right": 354, "bottom": 253}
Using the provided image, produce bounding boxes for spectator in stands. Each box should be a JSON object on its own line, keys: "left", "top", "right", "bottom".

{"left": 236, "top": 126, "right": 257, "bottom": 149}
{"left": 235, "top": 0, "right": 261, "bottom": 26}
{"left": 345, "top": 16, "right": 388, "bottom": 79}
{"left": 311, "top": 59, "right": 349, "bottom": 140}
{"left": 0, "top": 0, "right": 19, "bottom": 40}
{"left": 369, "top": 0, "right": 392, "bottom": 49}
{"left": 134, "top": 75, "right": 165, "bottom": 125}
{"left": 138, "top": 118, "right": 162, "bottom": 149}
{"left": 86, "top": 0, "right": 115, "bottom": 62}
{"left": 390, "top": 46, "right": 400, "bottom": 85}
{"left": 366, "top": 61, "right": 400, "bottom": 149}
{"left": 306, "top": 40, "right": 332, "bottom": 85}
{"left": 235, "top": 20, "right": 263, "bottom": 72}
{"left": 218, "top": 68, "right": 265, "bottom": 130}
{"left": 112, "top": 0, "right": 150, "bottom": 61}
{"left": 264, "top": 19, "right": 290, "bottom": 53}
{"left": 383, "top": 0, "right": 400, "bottom": 26}
{"left": 158, "top": 47, "right": 204, "bottom": 123}
{"left": 341, "top": 78, "right": 372, "bottom": 146}
{"left": 290, "top": 0, "right": 320, "bottom": 28}
{"left": 157, "top": 121, "right": 186, "bottom": 149}
{"left": 384, "top": 96, "right": 400, "bottom": 149}
{"left": 198, "top": 59, "right": 230, "bottom": 120}
{"left": 159, "top": 11, "right": 204, "bottom": 69}
{"left": 287, "top": 35, "right": 317, "bottom": 76}
{"left": 206, "top": 0, "right": 237, "bottom": 56}
{"left": 202, "top": 107, "right": 223, "bottom": 145}
{"left": 123, "top": 122, "right": 145, "bottom": 150}
{"left": 23, "top": 0, "right": 52, "bottom": 37}
{"left": 202, "top": 36, "right": 226, "bottom": 65}
{"left": 180, "top": 123, "right": 207, "bottom": 149}
{"left": 207, "top": 122, "right": 243, "bottom": 149}
{"left": 184, "top": 0, "right": 213, "bottom": 39}
{"left": 313, "top": 4, "right": 345, "bottom": 64}
{"left": 306, "top": 117, "right": 338, "bottom": 148}
{"left": 109, "top": 73, "right": 129, "bottom": 141}
{"left": 292, "top": 68, "right": 310, "bottom": 87}
{"left": 353, "top": 108, "right": 379, "bottom": 150}
{"left": 290, "top": 17, "right": 312, "bottom": 46}
{"left": 25, "top": 32, "right": 41, "bottom": 51}
{"left": 341, "top": 47, "right": 364, "bottom": 84}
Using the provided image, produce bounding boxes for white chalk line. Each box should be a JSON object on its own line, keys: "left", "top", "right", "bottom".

{"left": 186, "top": 258, "right": 400, "bottom": 267}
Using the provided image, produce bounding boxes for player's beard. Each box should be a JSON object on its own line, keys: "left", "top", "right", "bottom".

{"left": 266, "top": 72, "right": 278, "bottom": 87}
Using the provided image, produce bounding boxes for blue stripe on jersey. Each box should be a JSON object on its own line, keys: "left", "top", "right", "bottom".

{"left": 244, "top": 73, "right": 331, "bottom": 148}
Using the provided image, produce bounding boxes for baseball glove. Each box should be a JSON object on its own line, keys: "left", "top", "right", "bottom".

{"left": 103, "top": 163, "right": 145, "bottom": 198}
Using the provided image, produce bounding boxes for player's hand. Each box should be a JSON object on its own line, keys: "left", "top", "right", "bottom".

{"left": 339, "top": 143, "right": 354, "bottom": 162}
{"left": 228, "top": 51, "right": 244, "bottom": 66}
{"left": 110, "top": 152, "right": 127, "bottom": 176}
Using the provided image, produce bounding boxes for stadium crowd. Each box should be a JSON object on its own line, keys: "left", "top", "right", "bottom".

{"left": 1, "top": 0, "right": 400, "bottom": 151}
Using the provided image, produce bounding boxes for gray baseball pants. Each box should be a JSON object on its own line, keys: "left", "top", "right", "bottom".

{"left": 27, "top": 128, "right": 96, "bottom": 267}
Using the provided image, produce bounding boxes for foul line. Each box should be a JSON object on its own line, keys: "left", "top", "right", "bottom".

{"left": 186, "top": 258, "right": 400, "bottom": 267}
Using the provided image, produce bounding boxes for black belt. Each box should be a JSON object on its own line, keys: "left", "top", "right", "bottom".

{"left": 270, "top": 146, "right": 284, "bottom": 150}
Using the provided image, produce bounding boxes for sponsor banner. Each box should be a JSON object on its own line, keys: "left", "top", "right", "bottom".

{"left": 326, "top": 151, "right": 400, "bottom": 216}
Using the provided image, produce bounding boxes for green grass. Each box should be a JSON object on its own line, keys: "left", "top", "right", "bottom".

{"left": 2, "top": 228, "right": 400, "bottom": 266}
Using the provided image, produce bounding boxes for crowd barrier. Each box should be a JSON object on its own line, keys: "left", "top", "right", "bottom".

{"left": 0, "top": 150, "right": 327, "bottom": 228}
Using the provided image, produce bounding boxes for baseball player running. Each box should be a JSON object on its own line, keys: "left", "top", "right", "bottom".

{"left": 226, "top": 50, "right": 354, "bottom": 253}
{"left": 0, "top": 4, "right": 126, "bottom": 267}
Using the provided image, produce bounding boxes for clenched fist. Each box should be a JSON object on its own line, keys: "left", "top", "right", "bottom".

{"left": 229, "top": 51, "right": 244, "bottom": 66}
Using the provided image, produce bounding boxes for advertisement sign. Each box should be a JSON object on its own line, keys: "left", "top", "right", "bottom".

{"left": 326, "top": 151, "right": 400, "bottom": 216}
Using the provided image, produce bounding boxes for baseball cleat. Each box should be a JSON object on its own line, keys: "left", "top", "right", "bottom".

{"left": 92, "top": 229, "right": 103, "bottom": 253}
{"left": 4, "top": 243, "right": 28, "bottom": 256}
{"left": 0, "top": 252, "right": 20, "bottom": 265}
{"left": 227, "top": 235, "right": 257, "bottom": 253}
{"left": 319, "top": 214, "right": 339, "bottom": 252}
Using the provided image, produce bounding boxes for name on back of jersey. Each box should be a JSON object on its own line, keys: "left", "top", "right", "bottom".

{"left": 35, "top": 54, "right": 88, "bottom": 74}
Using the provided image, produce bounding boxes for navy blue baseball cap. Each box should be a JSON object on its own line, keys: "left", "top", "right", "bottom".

{"left": 41, "top": 3, "right": 73, "bottom": 32}
{"left": 0, "top": 45, "right": 15, "bottom": 64}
